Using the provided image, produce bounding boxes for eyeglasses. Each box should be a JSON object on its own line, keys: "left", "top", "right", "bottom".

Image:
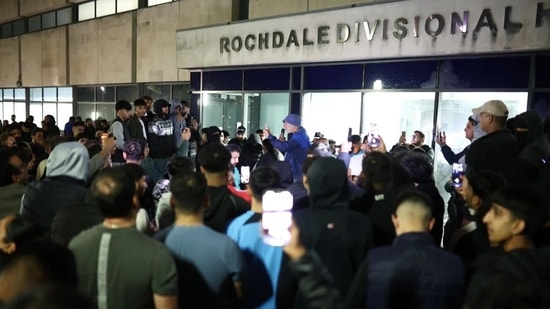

{"left": 468, "top": 116, "right": 478, "bottom": 126}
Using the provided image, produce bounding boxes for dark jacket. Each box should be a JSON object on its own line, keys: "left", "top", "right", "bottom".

{"left": 350, "top": 232, "right": 465, "bottom": 309}
{"left": 294, "top": 157, "right": 372, "bottom": 300}
{"left": 127, "top": 114, "right": 147, "bottom": 140}
{"left": 466, "top": 129, "right": 519, "bottom": 174}
{"left": 21, "top": 142, "right": 89, "bottom": 233}
{"left": 268, "top": 128, "right": 310, "bottom": 182}
{"left": 515, "top": 110, "right": 550, "bottom": 178}
{"left": 147, "top": 101, "right": 176, "bottom": 159}
{"left": 203, "top": 186, "right": 249, "bottom": 233}
{"left": 441, "top": 144, "right": 469, "bottom": 165}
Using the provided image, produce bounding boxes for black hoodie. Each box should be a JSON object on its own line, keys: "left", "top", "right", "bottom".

{"left": 293, "top": 157, "right": 372, "bottom": 300}
{"left": 147, "top": 99, "right": 175, "bottom": 158}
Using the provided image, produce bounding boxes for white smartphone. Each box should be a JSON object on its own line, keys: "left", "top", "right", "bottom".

{"left": 261, "top": 190, "right": 293, "bottom": 246}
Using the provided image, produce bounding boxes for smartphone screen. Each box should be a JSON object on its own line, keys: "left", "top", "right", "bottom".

{"left": 401, "top": 131, "right": 406, "bottom": 138}
{"left": 280, "top": 128, "right": 285, "bottom": 135}
{"left": 240, "top": 166, "right": 250, "bottom": 184}
{"left": 261, "top": 190, "right": 293, "bottom": 246}
{"left": 452, "top": 163, "right": 464, "bottom": 188}
{"left": 347, "top": 127, "right": 353, "bottom": 142}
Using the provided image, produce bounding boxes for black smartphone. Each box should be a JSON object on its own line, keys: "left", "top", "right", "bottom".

{"left": 401, "top": 131, "right": 406, "bottom": 138}
{"left": 280, "top": 128, "right": 285, "bottom": 135}
{"left": 347, "top": 127, "right": 353, "bottom": 142}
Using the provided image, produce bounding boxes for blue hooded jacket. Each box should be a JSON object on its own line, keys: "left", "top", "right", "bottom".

{"left": 268, "top": 127, "right": 310, "bottom": 182}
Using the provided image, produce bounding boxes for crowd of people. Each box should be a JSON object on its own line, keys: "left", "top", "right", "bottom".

{"left": 0, "top": 97, "right": 549, "bottom": 308}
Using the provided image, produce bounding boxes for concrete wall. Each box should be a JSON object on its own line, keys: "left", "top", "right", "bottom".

{"left": 97, "top": 13, "right": 133, "bottom": 84}
{"left": 42, "top": 27, "right": 67, "bottom": 85}
{"left": 0, "top": 0, "right": 19, "bottom": 23}
{"left": 249, "top": 0, "right": 376, "bottom": 18}
{"left": 0, "top": 37, "right": 20, "bottom": 87}
{"left": 309, "top": 0, "right": 374, "bottom": 10}
{"left": 20, "top": 32, "right": 42, "bottom": 86}
{"left": 69, "top": 19, "right": 98, "bottom": 85}
{"left": 20, "top": 0, "right": 66, "bottom": 16}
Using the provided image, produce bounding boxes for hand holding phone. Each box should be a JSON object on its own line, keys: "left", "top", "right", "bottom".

{"left": 262, "top": 190, "right": 293, "bottom": 246}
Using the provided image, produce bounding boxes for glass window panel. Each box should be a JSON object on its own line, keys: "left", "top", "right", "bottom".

{"left": 243, "top": 92, "right": 289, "bottom": 136}
{"left": 439, "top": 57, "right": 530, "bottom": 89}
{"left": 202, "top": 93, "right": 244, "bottom": 133}
{"left": 14, "top": 89, "right": 25, "bottom": 100}
{"left": 96, "top": 86, "right": 115, "bottom": 102}
{"left": 58, "top": 87, "right": 73, "bottom": 102}
{"left": 117, "top": 0, "right": 138, "bottom": 13}
{"left": 96, "top": 0, "right": 116, "bottom": 18}
{"left": 532, "top": 92, "right": 550, "bottom": 119}
{"left": 172, "top": 84, "right": 190, "bottom": 102}
{"left": 190, "top": 72, "right": 200, "bottom": 91}
{"left": 43, "top": 103, "right": 57, "bottom": 122}
{"left": 116, "top": 85, "right": 138, "bottom": 102}
{"left": 14, "top": 102, "right": 26, "bottom": 121}
{"left": 58, "top": 103, "right": 74, "bottom": 129}
{"left": 30, "top": 88, "right": 42, "bottom": 101}
{"left": 30, "top": 102, "right": 43, "bottom": 124}
{"left": 145, "top": 84, "right": 171, "bottom": 101}
{"left": 96, "top": 103, "right": 115, "bottom": 121}
{"left": 78, "top": 2, "right": 95, "bottom": 21}
{"left": 57, "top": 7, "right": 73, "bottom": 26}
{"left": 43, "top": 88, "right": 57, "bottom": 101}
{"left": 292, "top": 67, "right": 301, "bottom": 90}
{"left": 244, "top": 68, "right": 290, "bottom": 91}
{"left": 304, "top": 64, "right": 363, "bottom": 90}
{"left": 3, "top": 102, "right": 14, "bottom": 121}
{"left": 202, "top": 71, "right": 242, "bottom": 91}
{"left": 536, "top": 55, "right": 550, "bottom": 88}
{"left": 77, "top": 104, "right": 96, "bottom": 121}
{"left": 28, "top": 15, "right": 41, "bottom": 32}
{"left": 2, "top": 23, "right": 12, "bottom": 37}
{"left": 148, "top": 0, "right": 173, "bottom": 6}
{"left": 78, "top": 87, "right": 95, "bottom": 102}
{"left": 3, "top": 89, "right": 14, "bottom": 100}
{"left": 0, "top": 103, "right": 3, "bottom": 121}
{"left": 42, "top": 11, "right": 56, "bottom": 29}
{"left": 303, "top": 92, "right": 362, "bottom": 142}
{"left": 365, "top": 60, "right": 438, "bottom": 89}
{"left": 13, "top": 20, "right": 25, "bottom": 35}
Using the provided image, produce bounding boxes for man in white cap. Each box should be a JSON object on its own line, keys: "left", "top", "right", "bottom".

{"left": 465, "top": 100, "right": 519, "bottom": 174}
{"left": 264, "top": 114, "right": 310, "bottom": 182}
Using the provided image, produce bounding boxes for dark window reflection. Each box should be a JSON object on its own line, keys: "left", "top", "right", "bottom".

{"left": 532, "top": 92, "right": 550, "bottom": 120}
{"left": 244, "top": 68, "right": 289, "bottom": 91}
{"left": 13, "top": 20, "right": 25, "bottom": 35}
{"left": 145, "top": 84, "right": 171, "bottom": 101}
{"left": 190, "top": 72, "right": 200, "bottom": 91}
{"left": 57, "top": 7, "right": 73, "bottom": 26}
{"left": 365, "top": 60, "right": 437, "bottom": 89}
{"left": 172, "top": 84, "right": 190, "bottom": 102}
{"left": 535, "top": 55, "right": 550, "bottom": 88}
{"left": 78, "top": 87, "right": 95, "bottom": 102}
{"left": 304, "top": 64, "right": 363, "bottom": 90}
{"left": 28, "top": 16, "right": 41, "bottom": 32}
{"left": 203, "top": 70, "right": 242, "bottom": 91}
{"left": 42, "top": 11, "right": 56, "bottom": 29}
{"left": 96, "top": 86, "right": 115, "bottom": 102}
{"left": 440, "top": 57, "right": 530, "bottom": 89}
{"left": 292, "top": 67, "right": 301, "bottom": 90}
{"left": 116, "top": 85, "right": 138, "bottom": 102}
{"left": 1, "top": 23, "right": 12, "bottom": 37}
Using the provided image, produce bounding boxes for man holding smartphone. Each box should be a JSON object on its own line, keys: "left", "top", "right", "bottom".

{"left": 264, "top": 114, "right": 310, "bottom": 183}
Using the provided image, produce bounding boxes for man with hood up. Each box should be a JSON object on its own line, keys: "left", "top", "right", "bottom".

{"left": 21, "top": 141, "right": 89, "bottom": 233}
{"left": 514, "top": 110, "right": 550, "bottom": 179}
{"left": 293, "top": 157, "right": 372, "bottom": 302}
{"left": 147, "top": 99, "right": 176, "bottom": 183}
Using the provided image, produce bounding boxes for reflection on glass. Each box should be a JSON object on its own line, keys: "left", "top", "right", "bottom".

{"left": 58, "top": 103, "right": 74, "bottom": 128}
{"left": 117, "top": 0, "right": 139, "bottom": 12}
{"left": 96, "top": 103, "right": 115, "bottom": 121}
{"left": 303, "top": 92, "right": 362, "bottom": 142}
{"left": 172, "top": 84, "right": 190, "bottom": 102}
{"left": 43, "top": 88, "right": 57, "bottom": 102}
{"left": 78, "top": 87, "right": 95, "bottom": 102}
{"left": 145, "top": 84, "right": 171, "bottom": 101}
{"left": 78, "top": 104, "right": 96, "bottom": 121}
{"left": 96, "top": 0, "right": 116, "bottom": 17}
{"left": 14, "top": 89, "right": 25, "bottom": 100}
{"left": 78, "top": 2, "right": 95, "bottom": 21}
{"left": 3, "top": 103, "right": 14, "bottom": 121}
{"left": 96, "top": 86, "right": 115, "bottom": 102}
{"left": 3, "top": 89, "right": 14, "bottom": 100}
{"left": 202, "top": 93, "right": 243, "bottom": 134}
{"left": 116, "top": 85, "right": 138, "bottom": 102}
{"left": 30, "top": 88, "right": 43, "bottom": 101}
{"left": 30, "top": 103, "right": 43, "bottom": 123}
{"left": 14, "top": 103, "right": 25, "bottom": 121}
{"left": 58, "top": 87, "right": 73, "bottom": 102}
{"left": 363, "top": 92, "right": 435, "bottom": 145}
{"left": 43, "top": 103, "right": 57, "bottom": 121}
{"left": 57, "top": 7, "right": 72, "bottom": 26}
{"left": 243, "top": 93, "right": 289, "bottom": 135}
{"left": 42, "top": 11, "right": 55, "bottom": 29}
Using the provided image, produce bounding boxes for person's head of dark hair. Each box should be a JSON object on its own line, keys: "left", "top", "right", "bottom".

{"left": 46, "top": 135, "right": 66, "bottom": 152}
{"left": 123, "top": 138, "right": 145, "bottom": 161}
{"left": 226, "top": 143, "right": 241, "bottom": 154}
{"left": 307, "top": 142, "right": 332, "bottom": 158}
{"left": 141, "top": 95, "right": 152, "bottom": 102}
{"left": 44, "top": 115, "right": 56, "bottom": 124}
{"left": 249, "top": 167, "right": 283, "bottom": 201}
{"left": 68, "top": 116, "right": 75, "bottom": 123}
{"left": 170, "top": 172, "right": 207, "bottom": 214}
{"left": 198, "top": 143, "right": 231, "bottom": 174}
{"left": 0, "top": 161, "right": 19, "bottom": 186}
{"left": 3, "top": 239, "right": 78, "bottom": 290}
{"left": 3, "top": 215, "right": 43, "bottom": 253}
{"left": 181, "top": 100, "right": 190, "bottom": 108}
{"left": 466, "top": 169, "right": 507, "bottom": 201}
{"left": 262, "top": 138, "right": 275, "bottom": 154}
{"left": 133, "top": 98, "right": 146, "bottom": 107}
{"left": 350, "top": 134, "right": 362, "bottom": 144}
{"left": 221, "top": 130, "right": 230, "bottom": 139}
{"left": 84, "top": 139, "right": 101, "bottom": 159}
{"left": 302, "top": 156, "right": 319, "bottom": 174}
{"left": 255, "top": 129, "right": 264, "bottom": 135}
{"left": 413, "top": 130, "right": 425, "bottom": 139}
{"left": 362, "top": 152, "right": 393, "bottom": 185}
{"left": 115, "top": 100, "right": 132, "bottom": 112}
{"left": 4, "top": 285, "right": 96, "bottom": 309}
{"left": 91, "top": 167, "right": 137, "bottom": 218}
{"left": 489, "top": 185, "right": 547, "bottom": 241}
{"left": 400, "top": 151, "right": 433, "bottom": 183}
{"left": 73, "top": 121, "right": 85, "bottom": 129}
{"left": 121, "top": 164, "right": 146, "bottom": 183}
{"left": 30, "top": 127, "right": 43, "bottom": 137}
{"left": 394, "top": 190, "right": 434, "bottom": 217}
{"left": 168, "top": 157, "right": 194, "bottom": 178}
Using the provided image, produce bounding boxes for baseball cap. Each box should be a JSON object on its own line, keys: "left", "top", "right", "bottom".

{"left": 472, "top": 100, "right": 509, "bottom": 117}
{"left": 283, "top": 114, "right": 301, "bottom": 127}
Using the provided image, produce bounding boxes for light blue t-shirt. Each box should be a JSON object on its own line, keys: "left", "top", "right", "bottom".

{"left": 165, "top": 225, "right": 245, "bottom": 293}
